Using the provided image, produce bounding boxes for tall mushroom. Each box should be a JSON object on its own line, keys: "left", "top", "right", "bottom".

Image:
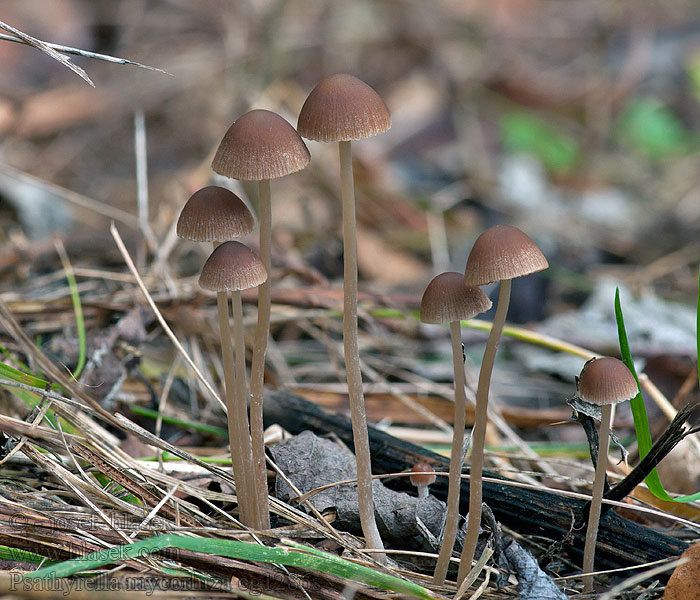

{"left": 212, "top": 109, "right": 310, "bottom": 530}
{"left": 297, "top": 74, "right": 391, "bottom": 561}
{"left": 576, "top": 356, "right": 637, "bottom": 592}
{"left": 459, "top": 224, "right": 548, "bottom": 582}
{"left": 420, "top": 272, "right": 492, "bottom": 584}
{"left": 177, "top": 186, "right": 256, "bottom": 524}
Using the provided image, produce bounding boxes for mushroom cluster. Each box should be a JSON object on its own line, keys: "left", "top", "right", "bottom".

{"left": 172, "top": 73, "right": 643, "bottom": 593}
{"left": 177, "top": 77, "right": 391, "bottom": 550}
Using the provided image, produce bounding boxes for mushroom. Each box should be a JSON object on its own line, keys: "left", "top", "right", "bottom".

{"left": 199, "top": 241, "right": 268, "bottom": 524}
{"left": 212, "top": 109, "right": 310, "bottom": 530}
{"left": 410, "top": 462, "right": 437, "bottom": 499}
{"left": 459, "top": 225, "right": 548, "bottom": 582}
{"left": 177, "top": 186, "right": 255, "bottom": 524}
{"left": 420, "top": 272, "right": 492, "bottom": 584}
{"left": 663, "top": 541, "right": 700, "bottom": 600}
{"left": 297, "top": 74, "right": 391, "bottom": 561}
{"left": 576, "top": 356, "right": 638, "bottom": 592}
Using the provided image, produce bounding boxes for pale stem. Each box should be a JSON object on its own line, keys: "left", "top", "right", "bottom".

{"left": 457, "top": 279, "right": 511, "bottom": 584}
{"left": 433, "top": 320, "right": 468, "bottom": 584}
{"left": 213, "top": 247, "right": 250, "bottom": 524}
{"left": 249, "top": 178, "right": 272, "bottom": 530}
{"left": 582, "top": 403, "right": 612, "bottom": 592}
{"left": 230, "top": 288, "right": 255, "bottom": 526}
{"left": 417, "top": 485, "right": 429, "bottom": 499}
{"left": 339, "top": 140, "right": 386, "bottom": 563}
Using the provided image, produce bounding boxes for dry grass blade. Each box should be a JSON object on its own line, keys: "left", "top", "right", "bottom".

{"left": 110, "top": 222, "right": 225, "bottom": 412}
{"left": 0, "top": 31, "right": 171, "bottom": 75}
{"left": 0, "top": 20, "right": 94, "bottom": 86}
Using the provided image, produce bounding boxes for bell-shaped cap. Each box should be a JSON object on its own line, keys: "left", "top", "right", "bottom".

{"left": 420, "top": 272, "right": 492, "bottom": 324}
{"left": 464, "top": 225, "right": 548, "bottom": 287}
{"left": 577, "top": 357, "right": 638, "bottom": 406}
{"left": 199, "top": 241, "right": 267, "bottom": 292}
{"left": 297, "top": 73, "right": 391, "bottom": 142}
{"left": 212, "top": 109, "right": 310, "bottom": 181}
{"left": 177, "top": 186, "right": 254, "bottom": 242}
{"left": 409, "top": 462, "right": 437, "bottom": 486}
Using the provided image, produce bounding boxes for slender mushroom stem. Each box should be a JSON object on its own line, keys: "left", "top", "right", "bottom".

{"left": 249, "top": 179, "right": 272, "bottom": 530}
{"left": 583, "top": 403, "right": 612, "bottom": 592}
{"left": 339, "top": 140, "right": 386, "bottom": 563}
{"left": 230, "top": 288, "right": 255, "bottom": 523}
{"left": 213, "top": 246, "right": 250, "bottom": 525}
{"left": 457, "top": 279, "right": 511, "bottom": 584}
{"left": 433, "top": 320, "right": 469, "bottom": 584}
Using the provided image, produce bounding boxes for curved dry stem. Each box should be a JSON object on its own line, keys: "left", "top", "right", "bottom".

{"left": 583, "top": 403, "right": 612, "bottom": 592}
{"left": 433, "top": 320, "right": 468, "bottom": 584}
{"left": 231, "top": 289, "right": 255, "bottom": 526}
{"left": 249, "top": 179, "right": 272, "bottom": 530}
{"left": 457, "top": 279, "right": 511, "bottom": 584}
{"left": 339, "top": 140, "right": 386, "bottom": 563}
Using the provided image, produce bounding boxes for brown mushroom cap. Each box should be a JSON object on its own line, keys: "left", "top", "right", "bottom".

{"left": 410, "top": 462, "right": 437, "bottom": 486}
{"left": 664, "top": 541, "right": 700, "bottom": 600}
{"left": 577, "top": 357, "right": 639, "bottom": 406}
{"left": 464, "top": 225, "right": 549, "bottom": 287}
{"left": 199, "top": 241, "right": 267, "bottom": 292}
{"left": 420, "top": 272, "right": 492, "bottom": 324}
{"left": 212, "top": 109, "right": 310, "bottom": 181}
{"left": 297, "top": 73, "right": 391, "bottom": 142}
{"left": 177, "top": 186, "right": 254, "bottom": 242}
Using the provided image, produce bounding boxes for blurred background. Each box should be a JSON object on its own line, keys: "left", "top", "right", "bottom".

{"left": 0, "top": 0, "right": 698, "bottom": 466}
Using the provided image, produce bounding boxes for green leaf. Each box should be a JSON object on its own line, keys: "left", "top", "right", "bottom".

{"left": 25, "top": 535, "right": 435, "bottom": 599}
{"left": 615, "top": 288, "right": 700, "bottom": 502}
{"left": 617, "top": 98, "right": 687, "bottom": 159}
{"left": 500, "top": 112, "right": 579, "bottom": 173}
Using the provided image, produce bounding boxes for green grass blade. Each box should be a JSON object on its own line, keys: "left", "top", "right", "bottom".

{"left": 25, "top": 535, "right": 434, "bottom": 599}
{"left": 63, "top": 257, "right": 86, "bottom": 379}
{"left": 129, "top": 405, "right": 228, "bottom": 437}
{"left": 0, "top": 361, "right": 51, "bottom": 388}
{"left": 0, "top": 545, "right": 51, "bottom": 565}
{"left": 615, "top": 288, "right": 700, "bottom": 503}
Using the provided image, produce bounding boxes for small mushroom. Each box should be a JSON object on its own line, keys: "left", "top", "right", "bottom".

{"left": 663, "top": 541, "right": 700, "bottom": 599}
{"left": 298, "top": 74, "right": 391, "bottom": 562}
{"left": 199, "top": 241, "right": 267, "bottom": 526}
{"left": 459, "top": 224, "right": 548, "bottom": 583}
{"left": 410, "top": 462, "right": 437, "bottom": 499}
{"left": 177, "top": 186, "right": 255, "bottom": 524}
{"left": 212, "top": 109, "right": 310, "bottom": 530}
{"left": 420, "top": 272, "right": 492, "bottom": 584}
{"left": 577, "top": 356, "right": 638, "bottom": 593}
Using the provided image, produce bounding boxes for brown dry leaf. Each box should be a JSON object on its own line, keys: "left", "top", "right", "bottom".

{"left": 0, "top": 97, "right": 16, "bottom": 135}
{"left": 16, "top": 85, "right": 110, "bottom": 137}
{"left": 356, "top": 228, "right": 428, "bottom": 287}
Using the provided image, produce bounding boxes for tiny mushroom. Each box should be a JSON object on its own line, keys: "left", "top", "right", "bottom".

{"left": 577, "top": 356, "right": 638, "bottom": 592}
{"left": 297, "top": 74, "right": 391, "bottom": 562}
{"left": 212, "top": 109, "right": 310, "bottom": 530}
{"left": 177, "top": 186, "right": 256, "bottom": 525}
{"left": 663, "top": 541, "right": 700, "bottom": 600}
{"left": 410, "top": 462, "right": 437, "bottom": 500}
{"left": 420, "top": 272, "right": 492, "bottom": 584}
{"left": 459, "top": 224, "right": 548, "bottom": 583}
